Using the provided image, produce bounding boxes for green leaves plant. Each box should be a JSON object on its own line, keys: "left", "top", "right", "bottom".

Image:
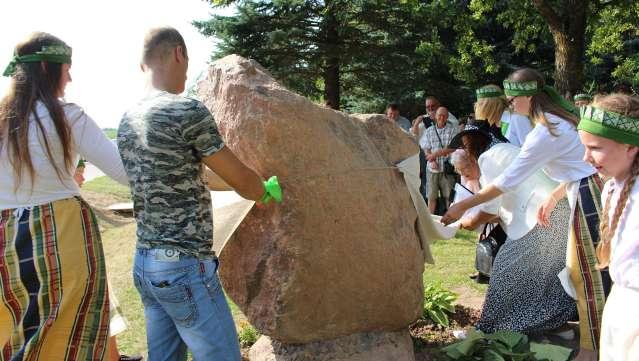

{"left": 442, "top": 329, "right": 572, "bottom": 361}
{"left": 423, "top": 283, "right": 457, "bottom": 328}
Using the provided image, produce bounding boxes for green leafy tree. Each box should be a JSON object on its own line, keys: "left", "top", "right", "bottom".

{"left": 470, "top": 0, "right": 639, "bottom": 97}
{"left": 195, "top": 0, "right": 637, "bottom": 115}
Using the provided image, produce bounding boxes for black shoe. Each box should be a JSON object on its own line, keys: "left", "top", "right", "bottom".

{"left": 475, "top": 274, "right": 490, "bottom": 284}
{"left": 120, "top": 355, "right": 143, "bottom": 361}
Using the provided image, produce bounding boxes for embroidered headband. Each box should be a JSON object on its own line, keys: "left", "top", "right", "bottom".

{"left": 503, "top": 79, "right": 578, "bottom": 116}
{"left": 578, "top": 105, "right": 639, "bottom": 147}
{"left": 476, "top": 87, "right": 504, "bottom": 100}
{"left": 3, "top": 44, "right": 72, "bottom": 77}
{"left": 574, "top": 93, "right": 593, "bottom": 102}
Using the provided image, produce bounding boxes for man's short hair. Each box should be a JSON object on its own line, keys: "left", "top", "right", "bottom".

{"left": 425, "top": 96, "right": 440, "bottom": 104}
{"left": 142, "top": 27, "right": 187, "bottom": 65}
{"left": 436, "top": 106, "right": 448, "bottom": 116}
{"left": 387, "top": 103, "right": 400, "bottom": 111}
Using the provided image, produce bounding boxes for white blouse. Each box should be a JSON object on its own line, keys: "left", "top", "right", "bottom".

{"left": 602, "top": 178, "right": 639, "bottom": 291}
{"left": 501, "top": 111, "right": 533, "bottom": 147}
{"left": 493, "top": 112, "right": 595, "bottom": 194}
{"left": 0, "top": 101, "right": 127, "bottom": 209}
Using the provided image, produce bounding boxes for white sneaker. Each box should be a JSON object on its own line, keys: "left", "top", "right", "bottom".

{"left": 452, "top": 329, "right": 468, "bottom": 339}
{"left": 550, "top": 329, "right": 575, "bottom": 340}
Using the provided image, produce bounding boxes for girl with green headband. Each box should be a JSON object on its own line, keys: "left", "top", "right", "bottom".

{"left": 0, "top": 32, "right": 130, "bottom": 361}
{"left": 442, "top": 68, "right": 606, "bottom": 360}
{"left": 577, "top": 94, "right": 639, "bottom": 361}
{"left": 474, "top": 84, "right": 533, "bottom": 147}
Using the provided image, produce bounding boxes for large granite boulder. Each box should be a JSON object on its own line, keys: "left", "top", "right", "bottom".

{"left": 197, "top": 55, "right": 425, "bottom": 344}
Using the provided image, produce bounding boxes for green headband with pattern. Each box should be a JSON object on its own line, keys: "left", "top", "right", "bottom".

{"left": 503, "top": 79, "right": 578, "bottom": 116}
{"left": 476, "top": 87, "right": 504, "bottom": 99}
{"left": 574, "top": 93, "right": 593, "bottom": 102}
{"left": 578, "top": 105, "right": 639, "bottom": 147}
{"left": 3, "top": 44, "right": 72, "bottom": 77}
{"left": 503, "top": 80, "right": 538, "bottom": 96}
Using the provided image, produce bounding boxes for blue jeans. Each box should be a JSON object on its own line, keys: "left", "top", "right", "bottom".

{"left": 133, "top": 248, "right": 241, "bottom": 361}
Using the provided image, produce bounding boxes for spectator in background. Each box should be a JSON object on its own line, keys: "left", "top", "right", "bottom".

{"left": 411, "top": 96, "right": 459, "bottom": 203}
{"left": 411, "top": 96, "right": 459, "bottom": 139}
{"left": 386, "top": 103, "right": 411, "bottom": 132}
{"left": 574, "top": 93, "right": 593, "bottom": 108}
{"left": 423, "top": 106, "right": 458, "bottom": 214}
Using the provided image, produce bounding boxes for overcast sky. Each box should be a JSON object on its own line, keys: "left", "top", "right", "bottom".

{"left": 0, "top": 0, "right": 234, "bottom": 128}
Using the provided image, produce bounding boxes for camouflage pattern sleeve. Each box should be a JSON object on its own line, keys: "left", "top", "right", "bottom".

{"left": 181, "top": 100, "right": 225, "bottom": 158}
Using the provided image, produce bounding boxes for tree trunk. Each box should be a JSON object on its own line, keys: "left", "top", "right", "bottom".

{"left": 551, "top": 30, "right": 584, "bottom": 99}
{"left": 323, "top": 2, "right": 341, "bottom": 110}
{"left": 532, "top": 0, "right": 587, "bottom": 98}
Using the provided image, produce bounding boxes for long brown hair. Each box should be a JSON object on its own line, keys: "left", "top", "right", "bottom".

{"left": 594, "top": 93, "right": 639, "bottom": 268}
{"left": 0, "top": 32, "right": 73, "bottom": 188}
{"left": 506, "top": 68, "right": 578, "bottom": 135}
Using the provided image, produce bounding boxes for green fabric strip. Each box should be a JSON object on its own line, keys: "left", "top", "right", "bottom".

{"left": 542, "top": 85, "right": 579, "bottom": 116}
{"left": 476, "top": 89, "right": 504, "bottom": 99}
{"left": 3, "top": 45, "right": 72, "bottom": 77}
{"left": 503, "top": 80, "right": 538, "bottom": 96}
{"left": 574, "top": 93, "right": 593, "bottom": 101}
{"left": 578, "top": 105, "right": 639, "bottom": 147}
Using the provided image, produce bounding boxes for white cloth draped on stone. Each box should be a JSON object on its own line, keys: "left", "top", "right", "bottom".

{"left": 396, "top": 153, "right": 458, "bottom": 264}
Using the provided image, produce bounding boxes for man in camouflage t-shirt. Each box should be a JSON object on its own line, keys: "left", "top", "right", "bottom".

{"left": 118, "top": 27, "right": 267, "bottom": 361}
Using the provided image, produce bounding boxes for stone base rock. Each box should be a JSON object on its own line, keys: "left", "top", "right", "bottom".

{"left": 248, "top": 330, "right": 415, "bottom": 361}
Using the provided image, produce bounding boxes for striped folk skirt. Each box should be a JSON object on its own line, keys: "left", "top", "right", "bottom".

{"left": 568, "top": 174, "right": 611, "bottom": 351}
{"left": 0, "top": 197, "right": 112, "bottom": 361}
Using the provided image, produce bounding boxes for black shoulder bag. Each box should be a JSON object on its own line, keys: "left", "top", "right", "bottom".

{"left": 433, "top": 126, "right": 456, "bottom": 176}
{"left": 475, "top": 222, "right": 507, "bottom": 277}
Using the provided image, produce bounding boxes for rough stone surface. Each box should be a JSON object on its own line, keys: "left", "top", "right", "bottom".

{"left": 197, "top": 55, "right": 424, "bottom": 343}
{"left": 248, "top": 330, "right": 416, "bottom": 361}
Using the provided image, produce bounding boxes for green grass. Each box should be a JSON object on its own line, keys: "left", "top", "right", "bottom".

{"left": 83, "top": 176, "right": 131, "bottom": 202}
{"left": 424, "top": 229, "right": 488, "bottom": 295}
{"left": 103, "top": 128, "right": 117, "bottom": 140}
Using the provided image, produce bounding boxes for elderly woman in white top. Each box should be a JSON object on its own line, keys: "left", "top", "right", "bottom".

{"left": 0, "top": 32, "right": 127, "bottom": 360}
{"left": 442, "top": 68, "right": 608, "bottom": 361}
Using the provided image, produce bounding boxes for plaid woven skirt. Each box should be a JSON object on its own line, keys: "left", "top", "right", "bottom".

{"left": 0, "top": 197, "right": 111, "bottom": 361}
{"left": 568, "top": 174, "right": 611, "bottom": 351}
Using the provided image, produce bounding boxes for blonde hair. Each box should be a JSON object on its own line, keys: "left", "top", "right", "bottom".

{"left": 474, "top": 85, "right": 508, "bottom": 126}
{"left": 506, "top": 68, "right": 578, "bottom": 136}
{"left": 594, "top": 93, "right": 639, "bottom": 268}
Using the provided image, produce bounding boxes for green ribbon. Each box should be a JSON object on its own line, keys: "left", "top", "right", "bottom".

{"left": 3, "top": 44, "right": 72, "bottom": 77}
{"left": 578, "top": 105, "right": 639, "bottom": 147}
{"left": 475, "top": 87, "right": 504, "bottom": 99}
{"left": 542, "top": 85, "right": 579, "bottom": 116}
{"left": 260, "top": 175, "right": 283, "bottom": 204}
{"left": 503, "top": 79, "right": 578, "bottom": 116}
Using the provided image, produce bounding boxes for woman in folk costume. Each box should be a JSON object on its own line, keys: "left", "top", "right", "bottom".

{"left": 442, "top": 67, "right": 609, "bottom": 361}
{"left": 448, "top": 123, "right": 576, "bottom": 336}
{"left": 474, "top": 85, "right": 533, "bottom": 147}
{"left": 577, "top": 94, "right": 639, "bottom": 361}
{"left": 0, "top": 32, "right": 128, "bottom": 360}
